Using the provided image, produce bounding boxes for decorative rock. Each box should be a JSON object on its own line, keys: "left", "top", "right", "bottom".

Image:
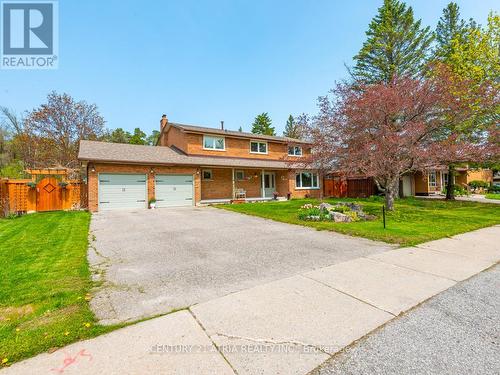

{"left": 330, "top": 212, "right": 352, "bottom": 223}
{"left": 307, "top": 215, "right": 322, "bottom": 221}
{"left": 319, "top": 202, "right": 333, "bottom": 211}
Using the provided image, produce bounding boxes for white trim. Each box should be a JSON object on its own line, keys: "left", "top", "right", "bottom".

{"left": 203, "top": 134, "right": 226, "bottom": 151}
{"left": 250, "top": 140, "right": 268, "bottom": 155}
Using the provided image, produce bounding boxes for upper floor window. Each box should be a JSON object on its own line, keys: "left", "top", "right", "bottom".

{"left": 250, "top": 141, "right": 267, "bottom": 154}
{"left": 288, "top": 146, "right": 303, "bottom": 156}
{"left": 295, "top": 171, "right": 319, "bottom": 189}
{"left": 203, "top": 135, "right": 225, "bottom": 151}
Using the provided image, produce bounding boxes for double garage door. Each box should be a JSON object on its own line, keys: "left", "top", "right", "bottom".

{"left": 98, "top": 173, "right": 193, "bottom": 210}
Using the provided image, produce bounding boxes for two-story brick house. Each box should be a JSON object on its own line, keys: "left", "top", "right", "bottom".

{"left": 78, "top": 115, "right": 320, "bottom": 211}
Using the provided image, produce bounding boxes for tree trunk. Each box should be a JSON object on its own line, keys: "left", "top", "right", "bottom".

{"left": 384, "top": 177, "right": 399, "bottom": 211}
{"left": 445, "top": 164, "right": 455, "bottom": 200}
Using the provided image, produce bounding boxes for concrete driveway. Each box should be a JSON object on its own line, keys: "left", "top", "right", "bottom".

{"left": 88, "top": 206, "right": 394, "bottom": 324}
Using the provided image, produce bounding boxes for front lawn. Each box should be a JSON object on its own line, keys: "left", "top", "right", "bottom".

{"left": 0, "top": 212, "right": 116, "bottom": 366}
{"left": 485, "top": 193, "right": 500, "bottom": 200}
{"left": 219, "top": 197, "right": 500, "bottom": 246}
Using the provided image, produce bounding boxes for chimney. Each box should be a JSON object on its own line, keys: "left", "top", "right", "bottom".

{"left": 160, "top": 114, "right": 168, "bottom": 130}
{"left": 220, "top": 120, "right": 224, "bottom": 130}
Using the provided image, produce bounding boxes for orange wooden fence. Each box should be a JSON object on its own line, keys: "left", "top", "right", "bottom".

{"left": 0, "top": 178, "right": 87, "bottom": 216}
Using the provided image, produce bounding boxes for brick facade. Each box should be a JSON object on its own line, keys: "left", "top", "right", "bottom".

{"left": 160, "top": 126, "right": 311, "bottom": 161}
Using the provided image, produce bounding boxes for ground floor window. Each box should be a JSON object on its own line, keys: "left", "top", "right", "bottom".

{"left": 235, "top": 170, "right": 245, "bottom": 180}
{"left": 429, "top": 171, "right": 437, "bottom": 187}
{"left": 295, "top": 171, "right": 319, "bottom": 189}
{"left": 202, "top": 169, "right": 213, "bottom": 180}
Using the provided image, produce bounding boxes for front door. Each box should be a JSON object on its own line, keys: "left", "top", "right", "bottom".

{"left": 263, "top": 172, "right": 275, "bottom": 198}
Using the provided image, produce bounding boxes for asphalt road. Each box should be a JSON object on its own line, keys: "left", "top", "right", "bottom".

{"left": 311, "top": 264, "right": 500, "bottom": 375}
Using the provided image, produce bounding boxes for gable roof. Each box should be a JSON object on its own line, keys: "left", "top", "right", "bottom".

{"left": 168, "top": 122, "right": 310, "bottom": 144}
{"left": 78, "top": 140, "right": 309, "bottom": 169}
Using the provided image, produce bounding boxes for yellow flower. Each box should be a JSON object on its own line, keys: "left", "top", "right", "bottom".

{"left": 64, "top": 331, "right": 69, "bottom": 336}
{"left": 1, "top": 358, "right": 8, "bottom": 364}
{"left": 15, "top": 328, "right": 20, "bottom": 332}
{"left": 84, "top": 323, "right": 91, "bottom": 328}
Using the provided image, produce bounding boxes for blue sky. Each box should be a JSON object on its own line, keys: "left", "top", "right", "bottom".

{"left": 0, "top": 0, "right": 497, "bottom": 136}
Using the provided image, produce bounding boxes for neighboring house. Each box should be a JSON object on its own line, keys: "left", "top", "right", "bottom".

{"left": 493, "top": 171, "right": 500, "bottom": 187}
{"left": 78, "top": 115, "right": 320, "bottom": 211}
{"left": 401, "top": 167, "right": 494, "bottom": 197}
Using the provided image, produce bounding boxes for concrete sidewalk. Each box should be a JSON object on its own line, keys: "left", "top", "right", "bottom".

{"left": 2, "top": 225, "right": 499, "bottom": 375}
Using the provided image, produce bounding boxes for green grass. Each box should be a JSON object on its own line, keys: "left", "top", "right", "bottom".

{"left": 0, "top": 211, "right": 119, "bottom": 366}
{"left": 219, "top": 197, "right": 500, "bottom": 246}
{"left": 485, "top": 193, "right": 500, "bottom": 200}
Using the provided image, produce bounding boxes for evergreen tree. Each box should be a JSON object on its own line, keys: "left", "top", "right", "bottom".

{"left": 147, "top": 130, "right": 160, "bottom": 145}
{"left": 433, "top": 6, "right": 500, "bottom": 200}
{"left": 251, "top": 113, "right": 275, "bottom": 136}
{"left": 283, "top": 115, "right": 301, "bottom": 139}
{"left": 353, "top": 0, "right": 433, "bottom": 83}
{"left": 434, "top": 2, "right": 466, "bottom": 60}
{"left": 129, "top": 127, "right": 147, "bottom": 145}
{"left": 104, "top": 128, "right": 131, "bottom": 144}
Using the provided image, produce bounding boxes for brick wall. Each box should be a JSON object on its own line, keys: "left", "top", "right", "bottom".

{"left": 88, "top": 163, "right": 201, "bottom": 212}
{"left": 162, "top": 126, "right": 188, "bottom": 153}
{"left": 465, "top": 169, "right": 493, "bottom": 184}
{"left": 183, "top": 133, "right": 311, "bottom": 160}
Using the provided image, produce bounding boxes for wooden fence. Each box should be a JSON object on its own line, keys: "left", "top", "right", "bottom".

{"left": 324, "top": 175, "right": 376, "bottom": 198}
{"left": 347, "top": 178, "right": 375, "bottom": 198}
{"left": 0, "top": 178, "right": 87, "bottom": 217}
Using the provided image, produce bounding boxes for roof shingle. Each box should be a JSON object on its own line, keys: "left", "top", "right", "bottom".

{"left": 169, "top": 122, "right": 310, "bottom": 144}
{"left": 78, "top": 140, "right": 304, "bottom": 169}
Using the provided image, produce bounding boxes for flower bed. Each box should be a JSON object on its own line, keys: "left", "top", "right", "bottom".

{"left": 298, "top": 202, "right": 377, "bottom": 223}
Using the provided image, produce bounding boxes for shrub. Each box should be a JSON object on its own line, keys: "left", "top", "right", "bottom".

{"left": 298, "top": 205, "right": 328, "bottom": 221}
{"left": 345, "top": 211, "right": 360, "bottom": 222}
{"left": 443, "top": 184, "right": 468, "bottom": 196}
{"left": 468, "top": 180, "right": 489, "bottom": 190}
{"left": 332, "top": 205, "right": 349, "bottom": 213}
{"left": 489, "top": 184, "right": 500, "bottom": 193}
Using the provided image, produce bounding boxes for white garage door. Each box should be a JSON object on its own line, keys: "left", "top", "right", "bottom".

{"left": 98, "top": 173, "right": 147, "bottom": 210}
{"left": 155, "top": 174, "right": 193, "bottom": 208}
